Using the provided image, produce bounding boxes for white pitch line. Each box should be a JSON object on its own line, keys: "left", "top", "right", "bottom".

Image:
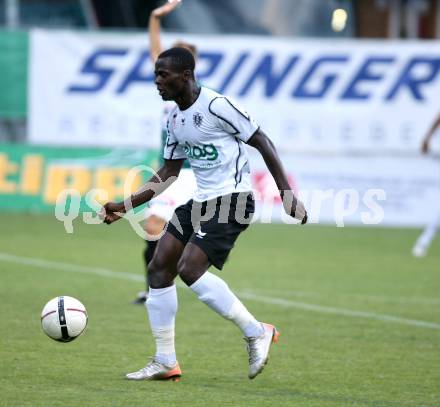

{"left": 0, "top": 252, "right": 144, "bottom": 283}
{"left": 237, "top": 291, "right": 440, "bottom": 330}
{"left": 1, "top": 252, "right": 440, "bottom": 331}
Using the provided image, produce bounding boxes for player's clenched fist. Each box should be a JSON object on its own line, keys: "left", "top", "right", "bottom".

{"left": 294, "top": 200, "right": 308, "bottom": 225}
{"left": 99, "top": 201, "right": 126, "bottom": 225}
{"left": 281, "top": 190, "right": 308, "bottom": 225}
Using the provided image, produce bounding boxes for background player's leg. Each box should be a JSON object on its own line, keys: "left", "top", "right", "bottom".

{"left": 177, "top": 243, "right": 264, "bottom": 338}
{"left": 412, "top": 210, "right": 440, "bottom": 257}
{"left": 144, "top": 239, "right": 158, "bottom": 270}
{"left": 132, "top": 240, "right": 158, "bottom": 304}
{"left": 145, "top": 232, "right": 183, "bottom": 368}
{"left": 133, "top": 214, "right": 167, "bottom": 304}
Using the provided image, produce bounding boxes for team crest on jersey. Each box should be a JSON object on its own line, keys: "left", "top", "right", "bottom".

{"left": 193, "top": 112, "right": 203, "bottom": 128}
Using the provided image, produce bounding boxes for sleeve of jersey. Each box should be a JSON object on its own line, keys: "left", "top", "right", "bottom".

{"left": 163, "top": 117, "right": 187, "bottom": 161}
{"left": 209, "top": 97, "right": 259, "bottom": 143}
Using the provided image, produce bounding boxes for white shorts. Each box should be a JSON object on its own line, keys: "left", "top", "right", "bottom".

{"left": 145, "top": 169, "right": 197, "bottom": 222}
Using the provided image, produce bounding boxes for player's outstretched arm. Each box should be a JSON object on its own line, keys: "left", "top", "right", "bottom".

{"left": 248, "top": 129, "right": 308, "bottom": 224}
{"left": 100, "top": 159, "right": 184, "bottom": 225}
{"left": 422, "top": 113, "right": 440, "bottom": 154}
{"left": 149, "top": 0, "right": 182, "bottom": 63}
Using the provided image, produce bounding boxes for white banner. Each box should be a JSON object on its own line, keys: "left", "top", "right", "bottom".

{"left": 250, "top": 152, "right": 440, "bottom": 227}
{"left": 29, "top": 29, "right": 440, "bottom": 153}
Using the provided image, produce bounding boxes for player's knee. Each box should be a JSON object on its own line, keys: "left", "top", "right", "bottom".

{"left": 177, "top": 256, "right": 203, "bottom": 286}
{"left": 147, "top": 256, "right": 169, "bottom": 287}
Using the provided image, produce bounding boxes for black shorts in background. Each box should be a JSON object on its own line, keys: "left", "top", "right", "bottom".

{"left": 166, "top": 192, "right": 255, "bottom": 270}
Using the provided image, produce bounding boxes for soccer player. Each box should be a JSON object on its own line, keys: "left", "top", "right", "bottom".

{"left": 101, "top": 47, "right": 307, "bottom": 381}
{"left": 412, "top": 113, "right": 440, "bottom": 257}
{"left": 133, "top": 0, "right": 197, "bottom": 304}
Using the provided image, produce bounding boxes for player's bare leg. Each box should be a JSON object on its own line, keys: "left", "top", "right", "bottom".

{"left": 147, "top": 231, "right": 182, "bottom": 288}
{"left": 126, "top": 232, "right": 183, "bottom": 381}
{"left": 178, "top": 243, "right": 279, "bottom": 379}
{"left": 412, "top": 211, "right": 440, "bottom": 257}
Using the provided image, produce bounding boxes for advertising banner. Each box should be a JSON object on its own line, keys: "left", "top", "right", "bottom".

{"left": 249, "top": 152, "right": 440, "bottom": 227}
{"left": 29, "top": 29, "right": 440, "bottom": 153}
{"left": 0, "top": 144, "right": 157, "bottom": 213}
{"left": 1, "top": 144, "right": 438, "bottom": 228}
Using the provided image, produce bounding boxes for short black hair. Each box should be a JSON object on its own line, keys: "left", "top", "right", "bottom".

{"left": 157, "top": 47, "right": 195, "bottom": 73}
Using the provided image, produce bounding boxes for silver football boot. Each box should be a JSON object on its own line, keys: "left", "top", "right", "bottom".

{"left": 245, "top": 323, "right": 280, "bottom": 379}
{"left": 125, "top": 359, "right": 182, "bottom": 381}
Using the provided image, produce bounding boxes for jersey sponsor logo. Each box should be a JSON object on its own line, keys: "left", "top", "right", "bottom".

{"left": 66, "top": 48, "right": 440, "bottom": 102}
{"left": 193, "top": 112, "right": 203, "bottom": 128}
{"left": 184, "top": 142, "right": 219, "bottom": 161}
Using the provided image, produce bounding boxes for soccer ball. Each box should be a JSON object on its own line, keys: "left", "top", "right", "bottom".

{"left": 41, "top": 296, "right": 88, "bottom": 342}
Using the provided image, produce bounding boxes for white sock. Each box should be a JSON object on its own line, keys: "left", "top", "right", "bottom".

{"left": 145, "top": 285, "right": 178, "bottom": 366}
{"left": 190, "top": 271, "right": 264, "bottom": 337}
{"left": 415, "top": 212, "right": 440, "bottom": 251}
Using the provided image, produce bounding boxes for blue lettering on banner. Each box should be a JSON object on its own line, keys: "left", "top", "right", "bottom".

{"left": 197, "top": 52, "right": 224, "bottom": 83}
{"left": 67, "top": 47, "right": 440, "bottom": 102}
{"left": 239, "top": 54, "right": 299, "bottom": 97}
{"left": 293, "top": 56, "right": 349, "bottom": 98}
{"left": 218, "top": 52, "right": 249, "bottom": 93}
{"left": 340, "top": 56, "right": 395, "bottom": 100}
{"left": 67, "top": 48, "right": 128, "bottom": 93}
{"left": 385, "top": 57, "right": 440, "bottom": 100}
{"left": 116, "top": 51, "right": 153, "bottom": 94}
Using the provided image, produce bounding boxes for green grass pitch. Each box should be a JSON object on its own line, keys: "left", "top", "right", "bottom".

{"left": 0, "top": 214, "right": 439, "bottom": 407}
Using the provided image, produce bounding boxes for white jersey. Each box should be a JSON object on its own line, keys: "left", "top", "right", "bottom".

{"left": 146, "top": 169, "right": 197, "bottom": 222}
{"left": 162, "top": 101, "right": 176, "bottom": 132}
{"left": 163, "top": 87, "right": 259, "bottom": 201}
